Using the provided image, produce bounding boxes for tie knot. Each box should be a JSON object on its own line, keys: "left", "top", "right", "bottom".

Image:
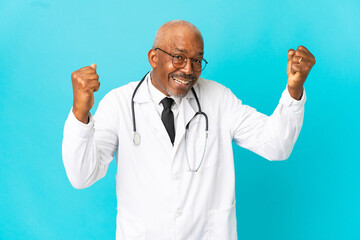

{"left": 161, "top": 97, "right": 174, "bottom": 109}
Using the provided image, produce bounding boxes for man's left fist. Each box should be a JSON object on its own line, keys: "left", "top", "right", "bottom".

{"left": 287, "top": 45, "right": 316, "bottom": 100}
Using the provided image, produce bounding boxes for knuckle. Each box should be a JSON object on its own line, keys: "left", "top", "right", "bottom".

{"left": 78, "top": 78, "right": 87, "bottom": 88}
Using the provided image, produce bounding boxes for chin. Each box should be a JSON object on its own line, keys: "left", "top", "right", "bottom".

{"left": 170, "top": 92, "right": 186, "bottom": 98}
{"left": 168, "top": 89, "right": 187, "bottom": 98}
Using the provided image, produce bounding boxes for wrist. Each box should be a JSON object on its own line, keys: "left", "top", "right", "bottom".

{"left": 72, "top": 107, "right": 90, "bottom": 124}
{"left": 287, "top": 84, "right": 304, "bottom": 100}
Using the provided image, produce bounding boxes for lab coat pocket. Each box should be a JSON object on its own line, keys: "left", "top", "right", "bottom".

{"left": 207, "top": 201, "right": 237, "bottom": 240}
{"left": 185, "top": 123, "right": 224, "bottom": 170}
{"left": 116, "top": 211, "right": 145, "bottom": 240}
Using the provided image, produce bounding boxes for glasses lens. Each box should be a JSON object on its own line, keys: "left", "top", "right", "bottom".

{"left": 172, "top": 55, "right": 207, "bottom": 72}
{"left": 172, "top": 55, "right": 186, "bottom": 68}
{"left": 192, "top": 59, "right": 206, "bottom": 72}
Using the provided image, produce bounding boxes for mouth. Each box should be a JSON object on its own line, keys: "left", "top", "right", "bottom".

{"left": 172, "top": 76, "right": 192, "bottom": 85}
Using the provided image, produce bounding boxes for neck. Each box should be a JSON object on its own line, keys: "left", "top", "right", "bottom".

{"left": 150, "top": 70, "right": 171, "bottom": 97}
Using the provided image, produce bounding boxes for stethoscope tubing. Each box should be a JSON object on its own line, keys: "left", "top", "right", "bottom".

{"left": 131, "top": 72, "right": 148, "bottom": 133}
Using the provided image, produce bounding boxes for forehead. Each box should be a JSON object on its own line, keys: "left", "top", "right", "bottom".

{"left": 166, "top": 28, "right": 203, "bottom": 56}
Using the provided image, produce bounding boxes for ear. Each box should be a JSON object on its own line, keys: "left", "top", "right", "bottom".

{"left": 148, "top": 49, "right": 158, "bottom": 68}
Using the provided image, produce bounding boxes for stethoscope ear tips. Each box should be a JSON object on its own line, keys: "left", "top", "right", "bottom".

{"left": 133, "top": 132, "right": 141, "bottom": 145}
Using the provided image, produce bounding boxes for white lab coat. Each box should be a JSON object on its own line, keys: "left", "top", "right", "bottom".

{"left": 62, "top": 73, "right": 305, "bottom": 240}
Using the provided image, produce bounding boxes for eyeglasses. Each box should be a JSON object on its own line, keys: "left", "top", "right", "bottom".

{"left": 155, "top": 48, "right": 208, "bottom": 72}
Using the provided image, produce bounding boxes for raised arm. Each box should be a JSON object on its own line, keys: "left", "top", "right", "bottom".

{"left": 229, "top": 46, "right": 315, "bottom": 160}
{"left": 62, "top": 64, "right": 118, "bottom": 189}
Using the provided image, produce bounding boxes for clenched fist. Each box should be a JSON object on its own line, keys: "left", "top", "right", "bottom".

{"left": 71, "top": 63, "right": 100, "bottom": 123}
{"left": 287, "top": 46, "right": 316, "bottom": 100}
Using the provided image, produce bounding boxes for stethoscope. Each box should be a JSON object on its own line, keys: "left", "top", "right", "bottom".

{"left": 131, "top": 72, "right": 209, "bottom": 172}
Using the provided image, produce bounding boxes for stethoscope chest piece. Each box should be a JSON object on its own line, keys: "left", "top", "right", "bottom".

{"left": 133, "top": 132, "right": 141, "bottom": 145}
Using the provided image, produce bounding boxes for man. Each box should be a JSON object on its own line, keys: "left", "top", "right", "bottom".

{"left": 62, "top": 20, "right": 315, "bottom": 239}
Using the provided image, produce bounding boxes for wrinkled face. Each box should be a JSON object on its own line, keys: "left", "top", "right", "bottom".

{"left": 149, "top": 28, "right": 204, "bottom": 98}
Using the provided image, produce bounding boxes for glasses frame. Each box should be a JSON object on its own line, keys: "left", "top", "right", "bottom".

{"left": 155, "top": 48, "right": 208, "bottom": 72}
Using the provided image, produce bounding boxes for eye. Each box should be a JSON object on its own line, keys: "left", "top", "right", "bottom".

{"left": 174, "top": 55, "right": 183, "bottom": 60}
{"left": 194, "top": 59, "right": 202, "bottom": 64}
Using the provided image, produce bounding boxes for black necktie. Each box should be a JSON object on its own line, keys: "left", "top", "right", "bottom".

{"left": 161, "top": 97, "right": 175, "bottom": 144}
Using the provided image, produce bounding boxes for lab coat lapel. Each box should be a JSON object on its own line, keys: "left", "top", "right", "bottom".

{"left": 133, "top": 79, "right": 171, "bottom": 145}
{"left": 174, "top": 92, "right": 196, "bottom": 149}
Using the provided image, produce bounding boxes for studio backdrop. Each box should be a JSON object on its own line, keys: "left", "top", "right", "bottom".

{"left": 1, "top": 0, "right": 359, "bottom": 239}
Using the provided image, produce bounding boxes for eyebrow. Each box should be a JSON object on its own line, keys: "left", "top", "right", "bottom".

{"left": 174, "top": 47, "right": 203, "bottom": 56}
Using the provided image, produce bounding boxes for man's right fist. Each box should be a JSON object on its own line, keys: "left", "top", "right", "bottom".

{"left": 71, "top": 63, "right": 100, "bottom": 123}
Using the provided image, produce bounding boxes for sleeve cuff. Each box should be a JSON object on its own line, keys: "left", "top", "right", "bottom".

{"left": 279, "top": 86, "right": 307, "bottom": 111}
{"left": 64, "top": 108, "right": 95, "bottom": 138}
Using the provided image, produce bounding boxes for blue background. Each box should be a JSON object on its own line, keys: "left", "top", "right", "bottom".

{"left": 1, "top": 0, "right": 359, "bottom": 239}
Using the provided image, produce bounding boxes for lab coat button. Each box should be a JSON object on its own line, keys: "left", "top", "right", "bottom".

{"left": 175, "top": 209, "right": 183, "bottom": 217}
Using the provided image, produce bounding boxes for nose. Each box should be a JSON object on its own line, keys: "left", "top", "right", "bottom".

{"left": 181, "top": 59, "right": 194, "bottom": 75}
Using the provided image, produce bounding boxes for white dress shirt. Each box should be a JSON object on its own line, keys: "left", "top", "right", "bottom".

{"left": 147, "top": 76, "right": 181, "bottom": 131}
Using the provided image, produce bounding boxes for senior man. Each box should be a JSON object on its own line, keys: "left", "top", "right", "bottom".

{"left": 62, "top": 20, "right": 315, "bottom": 239}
